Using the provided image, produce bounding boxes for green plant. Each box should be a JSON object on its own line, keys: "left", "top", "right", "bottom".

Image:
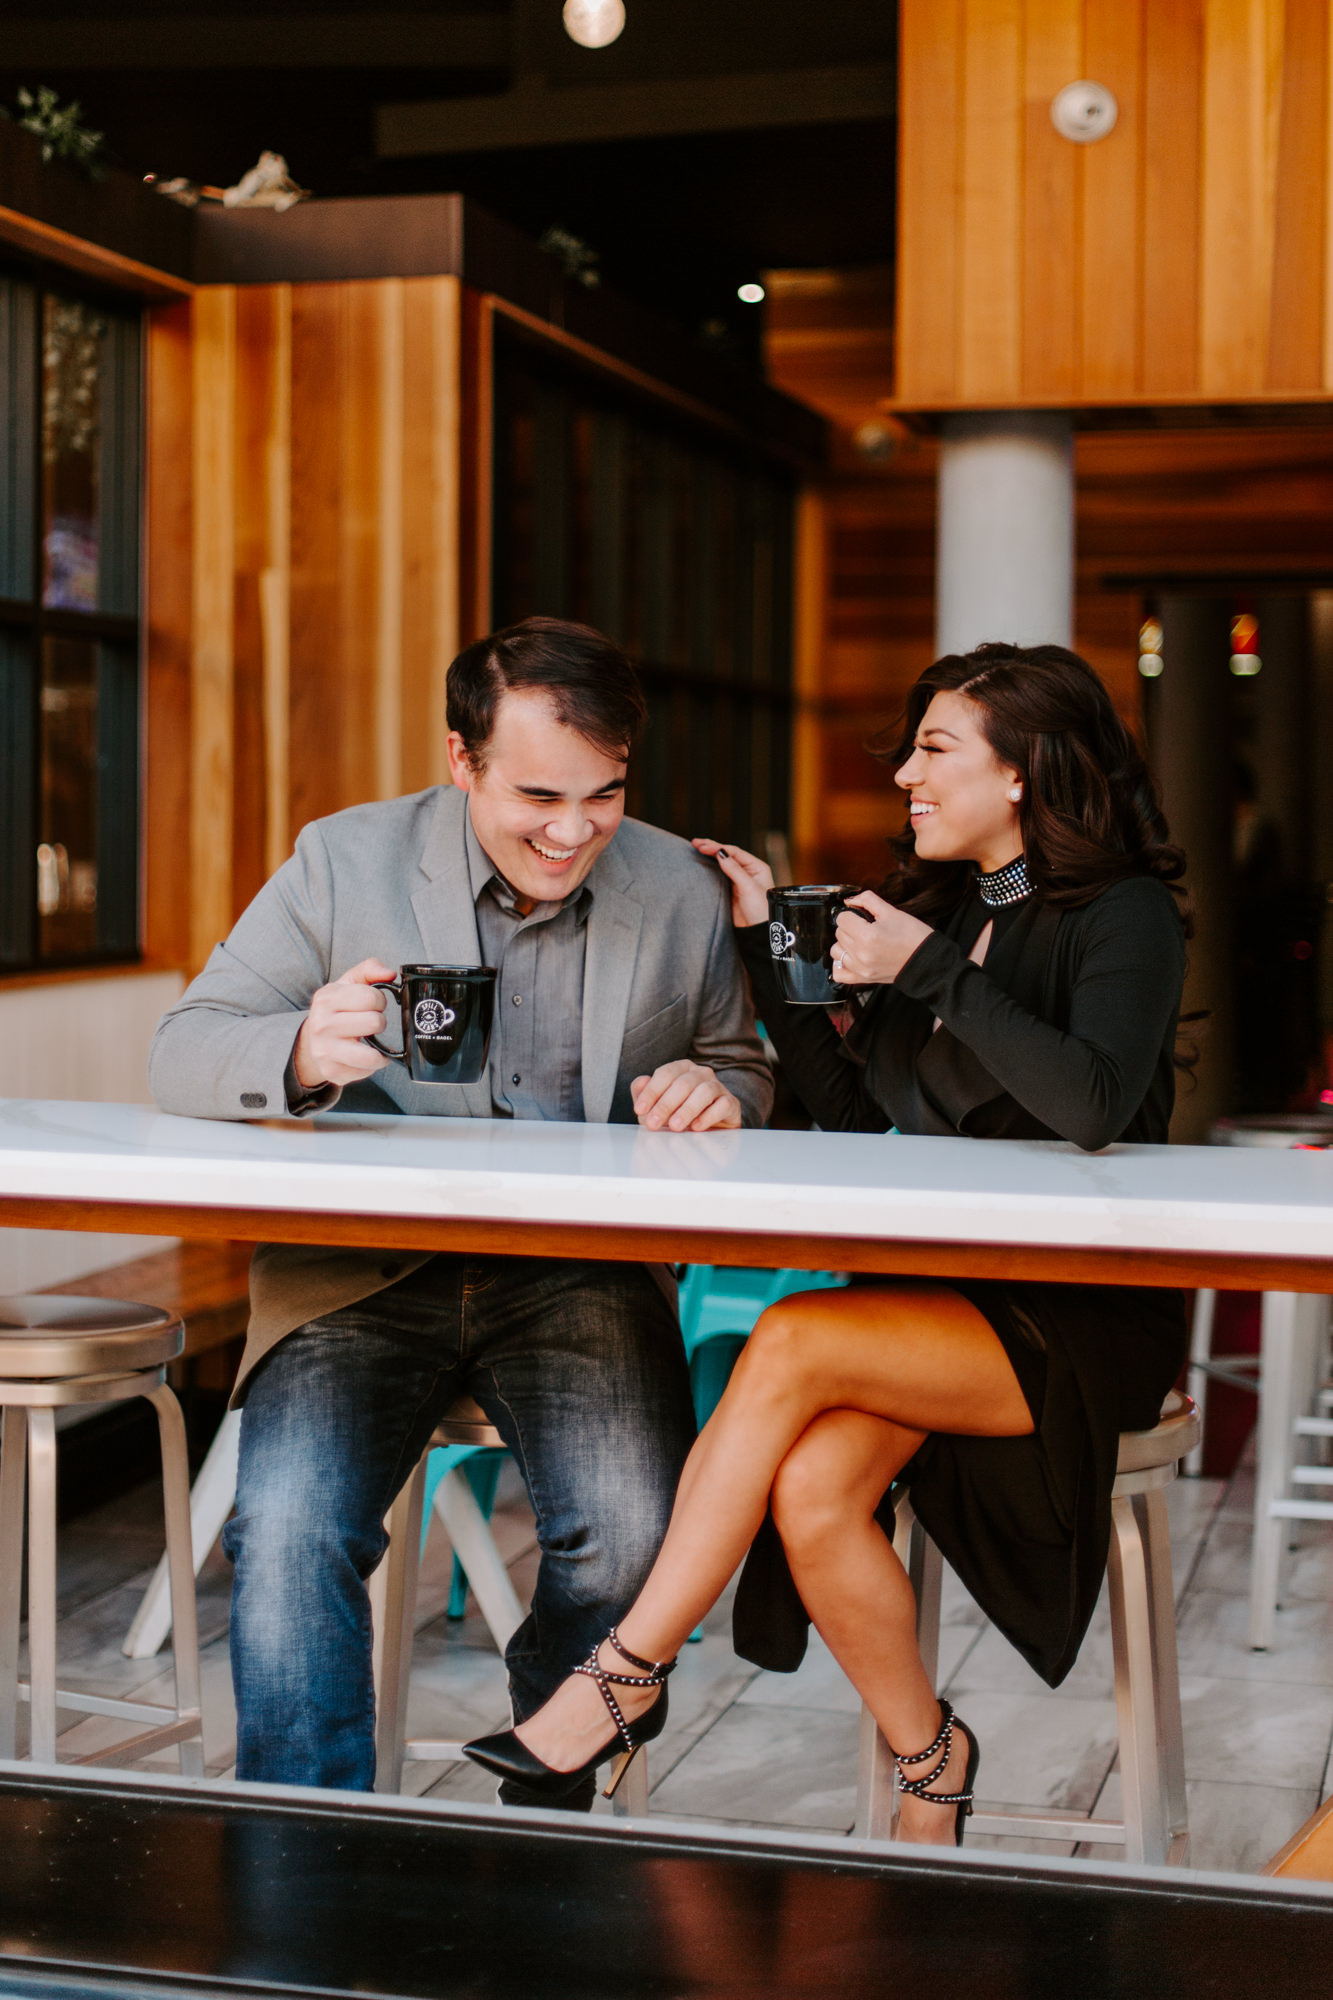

{"left": 6, "top": 86, "right": 106, "bottom": 179}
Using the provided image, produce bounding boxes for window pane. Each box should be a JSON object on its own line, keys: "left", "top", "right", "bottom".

{"left": 0, "top": 633, "right": 35, "bottom": 966}
{"left": 38, "top": 634, "right": 100, "bottom": 958}
{"left": 0, "top": 277, "right": 37, "bottom": 601}
{"left": 42, "top": 296, "right": 107, "bottom": 611}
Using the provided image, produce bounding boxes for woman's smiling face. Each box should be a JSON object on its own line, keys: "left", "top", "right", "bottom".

{"left": 894, "top": 689, "right": 1024, "bottom": 874}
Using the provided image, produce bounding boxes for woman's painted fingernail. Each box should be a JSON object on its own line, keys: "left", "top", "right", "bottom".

{"left": 717, "top": 848, "right": 729, "bottom": 858}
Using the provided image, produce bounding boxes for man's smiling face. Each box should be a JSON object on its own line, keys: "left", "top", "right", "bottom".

{"left": 446, "top": 686, "right": 628, "bottom": 901}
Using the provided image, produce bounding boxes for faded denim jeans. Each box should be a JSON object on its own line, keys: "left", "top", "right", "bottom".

{"left": 223, "top": 1255, "right": 694, "bottom": 1791}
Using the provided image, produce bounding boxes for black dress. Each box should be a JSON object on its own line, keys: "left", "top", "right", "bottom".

{"left": 733, "top": 873, "right": 1190, "bottom": 1688}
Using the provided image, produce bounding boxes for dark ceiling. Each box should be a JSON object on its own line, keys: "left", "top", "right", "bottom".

{"left": 0, "top": 0, "right": 895, "bottom": 362}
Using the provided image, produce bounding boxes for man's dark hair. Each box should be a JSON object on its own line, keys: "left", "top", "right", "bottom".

{"left": 446, "top": 617, "right": 647, "bottom": 771}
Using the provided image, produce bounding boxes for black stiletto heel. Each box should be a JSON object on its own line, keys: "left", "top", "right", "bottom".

{"left": 893, "top": 1699, "right": 980, "bottom": 1847}
{"left": 464, "top": 1628, "right": 676, "bottom": 1804}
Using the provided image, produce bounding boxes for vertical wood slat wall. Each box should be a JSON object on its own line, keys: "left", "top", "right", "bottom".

{"left": 897, "top": 0, "right": 1332, "bottom": 407}
{"left": 146, "top": 277, "right": 461, "bottom": 974}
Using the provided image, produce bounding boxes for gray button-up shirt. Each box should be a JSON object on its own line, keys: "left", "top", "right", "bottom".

{"left": 465, "top": 807, "right": 589, "bottom": 1122}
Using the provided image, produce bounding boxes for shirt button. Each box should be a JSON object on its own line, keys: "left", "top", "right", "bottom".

{"left": 512, "top": 1074, "right": 521, "bottom": 1086}
{"left": 512, "top": 993, "right": 522, "bottom": 1005}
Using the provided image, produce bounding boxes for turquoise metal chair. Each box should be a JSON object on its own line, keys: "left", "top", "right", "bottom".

{"left": 679, "top": 1264, "right": 850, "bottom": 1425}
{"left": 420, "top": 1444, "right": 508, "bottom": 1620}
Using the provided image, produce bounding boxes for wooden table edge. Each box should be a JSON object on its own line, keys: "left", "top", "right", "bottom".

{"left": 3, "top": 1196, "right": 1331, "bottom": 1293}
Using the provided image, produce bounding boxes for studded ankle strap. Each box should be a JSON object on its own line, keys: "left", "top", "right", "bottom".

{"left": 892, "top": 1699, "right": 975, "bottom": 1808}
{"left": 571, "top": 1626, "right": 677, "bottom": 1753}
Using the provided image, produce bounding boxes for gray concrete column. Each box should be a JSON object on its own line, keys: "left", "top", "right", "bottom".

{"left": 935, "top": 413, "right": 1074, "bottom": 656}
{"left": 1150, "top": 597, "right": 1234, "bottom": 1141}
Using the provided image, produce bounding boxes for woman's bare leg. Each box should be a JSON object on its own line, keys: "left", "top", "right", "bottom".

{"left": 514, "top": 1283, "right": 1031, "bottom": 1775}
{"left": 769, "top": 1407, "right": 968, "bottom": 1844}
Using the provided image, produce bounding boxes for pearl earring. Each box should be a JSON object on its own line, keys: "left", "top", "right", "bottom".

{"left": 1007, "top": 787, "right": 1023, "bottom": 802}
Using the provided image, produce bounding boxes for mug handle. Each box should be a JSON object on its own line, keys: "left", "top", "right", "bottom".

{"left": 362, "top": 976, "right": 406, "bottom": 1062}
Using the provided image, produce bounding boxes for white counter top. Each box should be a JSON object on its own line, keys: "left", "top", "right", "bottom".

{"left": 1, "top": 1097, "right": 1330, "bottom": 1264}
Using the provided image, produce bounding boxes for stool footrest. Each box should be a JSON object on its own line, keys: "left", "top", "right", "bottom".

{"left": 17, "top": 1682, "right": 188, "bottom": 1728}
{"left": 967, "top": 1810, "right": 1127, "bottom": 1844}
{"left": 1270, "top": 1496, "right": 1333, "bottom": 1520}
{"left": 401, "top": 1740, "right": 469, "bottom": 1763}
{"left": 73, "top": 1713, "right": 203, "bottom": 1767}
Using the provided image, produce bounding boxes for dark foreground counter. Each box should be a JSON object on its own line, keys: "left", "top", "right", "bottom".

{"left": 0, "top": 1766, "right": 1328, "bottom": 2000}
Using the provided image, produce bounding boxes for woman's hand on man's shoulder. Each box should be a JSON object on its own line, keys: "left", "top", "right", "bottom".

{"left": 691, "top": 838, "right": 773, "bottom": 929}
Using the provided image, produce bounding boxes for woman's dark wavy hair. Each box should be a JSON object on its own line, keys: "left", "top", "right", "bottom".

{"left": 874, "top": 642, "right": 1192, "bottom": 937}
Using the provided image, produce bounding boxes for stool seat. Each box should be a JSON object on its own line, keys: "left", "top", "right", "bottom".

{"left": 0, "top": 1296, "right": 183, "bottom": 1378}
{"left": 431, "top": 1395, "right": 504, "bottom": 1449}
{"left": 1115, "top": 1388, "right": 1200, "bottom": 1477}
{"left": 0, "top": 1294, "right": 201, "bottom": 1774}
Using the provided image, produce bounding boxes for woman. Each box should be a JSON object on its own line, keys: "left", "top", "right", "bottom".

{"left": 465, "top": 642, "right": 1191, "bottom": 1846}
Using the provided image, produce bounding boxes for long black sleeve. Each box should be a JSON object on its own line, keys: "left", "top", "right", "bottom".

{"left": 736, "top": 925, "right": 892, "bottom": 1134}
{"left": 891, "top": 876, "right": 1186, "bottom": 1151}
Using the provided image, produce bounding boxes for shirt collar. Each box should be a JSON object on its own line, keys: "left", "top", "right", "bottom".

{"left": 463, "top": 800, "right": 595, "bottom": 918}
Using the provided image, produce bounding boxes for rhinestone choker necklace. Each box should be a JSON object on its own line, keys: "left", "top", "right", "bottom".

{"left": 976, "top": 855, "right": 1032, "bottom": 907}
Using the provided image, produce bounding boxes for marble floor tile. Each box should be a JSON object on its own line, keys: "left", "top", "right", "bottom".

{"left": 1088, "top": 1768, "right": 1319, "bottom": 1877}
{"left": 1178, "top": 1674, "right": 1333, "bottom": 1787}
{"left": 648, "top": 1704, "right": 859, "bottom": 1832}
{"left": 946, "top": 1600, "right": 1114, "bottom": 1705}
{"left": 737, "top": 1634, "right": 860, "bottom": 1716}
{"left": 946, "top": 1689, "right": 1119, "bottom": 1814}
{"left": 1176, "top": 1587, "right": 1333, "bottom": 1686}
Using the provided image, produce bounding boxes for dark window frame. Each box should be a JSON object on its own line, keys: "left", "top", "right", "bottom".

{"left": 0, "top": 260, "right": 143, "bottom": 975}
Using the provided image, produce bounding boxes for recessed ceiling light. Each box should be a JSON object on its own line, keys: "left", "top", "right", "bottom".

{"left": 737, "top": 282, "right": 765, "bottom": 304}
{"left": 563, "top": 0, "right": 626, "bottom": 48}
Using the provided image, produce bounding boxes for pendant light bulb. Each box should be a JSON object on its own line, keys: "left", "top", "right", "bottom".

{"left": 563, "top": 0, "right": 626, "bottom": 48}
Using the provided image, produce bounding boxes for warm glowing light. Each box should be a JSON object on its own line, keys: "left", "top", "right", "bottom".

{"left": 563, "top": 0, "right": 626, "bottom": 47}
{"left": 737, "top": 282, "right": 765, "bottom": 304}
{"left": 1138, "top": 654, "right": 1164, "bottom": 679}
{"left": 1138, "top": 617, "right": 1163, "bottom": 655}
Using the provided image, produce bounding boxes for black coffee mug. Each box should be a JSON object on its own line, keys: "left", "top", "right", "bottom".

{"left": 767, "top": 885, "right": 868, "bottom": 1004}
{"left": 364, "top": 964, "right": 497, "bottom": 1085}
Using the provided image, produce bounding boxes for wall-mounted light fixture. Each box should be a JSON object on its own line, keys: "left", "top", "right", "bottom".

{"left": 1138, "top": 616, "right": 1164, "bottom": 678}
{"left": 563, "top": 0, "right": 626, "bottom": 48}
{"left": 1051, "top": 80, "right": 1118, "bottom": 143}
{"left": 737, "top": 282, "right": 765, "bottom": 305}
{"left": 1230, "top": 612, "right": 1262, "bottom": 676}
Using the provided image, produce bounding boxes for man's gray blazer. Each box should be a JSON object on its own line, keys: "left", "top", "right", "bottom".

{"left": 150, "top": 784, "right": 773, "bottom": 1396}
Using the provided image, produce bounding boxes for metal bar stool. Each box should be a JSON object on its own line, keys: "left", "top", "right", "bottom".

{"left": 855, "top": 1390, "right": 1200, "bottom": 1866}
{"left": 0, "top": 1296, "right": 203, "bottom": 1773}
{"left": 368, "top": 1395, "right": 652, "bottom": 1816}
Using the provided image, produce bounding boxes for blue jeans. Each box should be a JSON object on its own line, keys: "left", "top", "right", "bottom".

{"left": 223, "top": 1255, "right": 694, "bottom": 1790}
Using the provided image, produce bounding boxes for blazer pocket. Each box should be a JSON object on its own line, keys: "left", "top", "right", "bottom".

{"left": 620, "top": 993, "right": 689, "bottom": 1063}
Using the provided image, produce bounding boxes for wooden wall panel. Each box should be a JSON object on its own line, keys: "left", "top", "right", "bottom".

{"left": 1141, "top": 0, "right": 1204, "bottom": 396}
{"left": 143, "top": 302, "right": 194, "bottom": 970}
{"left": 189, "top": 287, "right": 236, "bottom": 972}
{"left": 958, "top": 0, "right": 1023, "bottom": 400}
{"left": 896, "top": 0, "right": 964, "bottom": 405}
{"left": 1266, "top": 0, "right": 1328, "bottom": 389}
{"left": 896, "top": 0, "right": 1333, "bottom": 411}
{"left": 1079, "top": 0, "right": 1143, "bottom": 400}
{"left": 1199, "top": 0, "right": 1284, "bottom": 396}
{"left": 1021, "top": 0, "right": 1081, "bottom": 398}
{"left": 151, "top": 275, "right": 462, "bottom": 972}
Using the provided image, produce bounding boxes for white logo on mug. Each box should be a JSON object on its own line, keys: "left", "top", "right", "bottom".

{"left": 413, "top": 998, "right": 457, "bottom": 1035}
{"left": 769, "top": 921, "right": 797, "bottom": 958}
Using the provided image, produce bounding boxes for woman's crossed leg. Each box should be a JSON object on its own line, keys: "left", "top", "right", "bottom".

{"left": 511, "top": 1281, "right": 1033, "bottom": 1842}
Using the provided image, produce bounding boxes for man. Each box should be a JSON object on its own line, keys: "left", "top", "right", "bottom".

{"left": 150, "top": 616, "right": 771, "bottom": 1803}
